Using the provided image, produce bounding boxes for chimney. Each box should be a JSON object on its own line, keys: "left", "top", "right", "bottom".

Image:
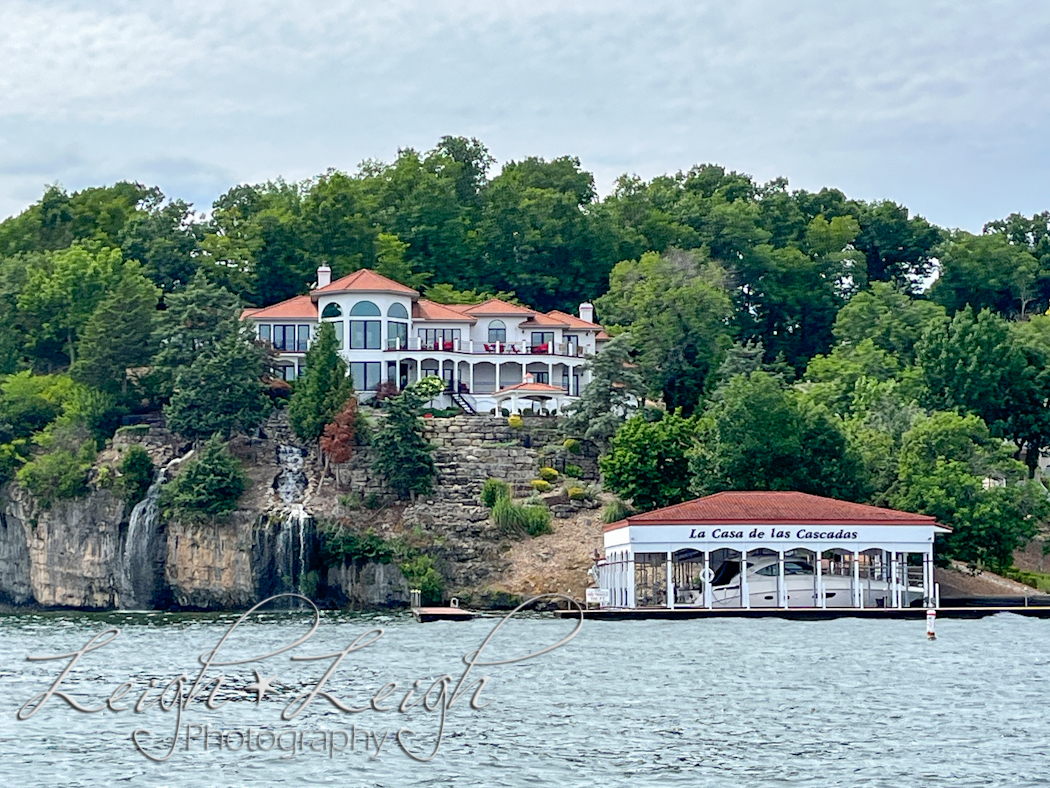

{"left": 579, "top": 302, "right": 595, "bottom": 324}
{"left": 316, "top": 264, "right": 332, "bottom": 288}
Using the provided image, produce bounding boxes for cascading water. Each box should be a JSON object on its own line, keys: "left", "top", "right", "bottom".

{"left": 274, "top": 445, "right": 311, "bottom": 596}
{"left": 120, "top": 450, "right": 193, "bottom": 609}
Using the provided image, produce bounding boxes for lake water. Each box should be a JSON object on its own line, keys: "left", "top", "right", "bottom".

{"left": 1, "top": 608, "right": 1048, "bottom": 787}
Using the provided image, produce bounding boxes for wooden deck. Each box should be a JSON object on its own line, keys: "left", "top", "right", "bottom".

{"left": 412, "top": 606, "right": 478, "bottom": 622}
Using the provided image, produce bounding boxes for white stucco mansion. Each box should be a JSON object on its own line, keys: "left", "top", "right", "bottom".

{"left": 241, "top": 265, "right": 609, "bottom": 414}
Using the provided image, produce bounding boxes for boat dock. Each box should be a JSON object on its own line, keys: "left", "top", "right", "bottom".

{"left": 412, "top": 606, "right": 478, "bottom": 622}
{"left": 556, "top": 601, "right": 1050, "bottom": 621}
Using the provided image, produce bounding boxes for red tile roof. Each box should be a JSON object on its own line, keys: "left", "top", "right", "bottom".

{"left": 520, "top": 313, "right": 569, "bottom": 327}
{"left": 613, "top": 491, "right": 940, "bottom": 529}
{"left": 459, "top": 298, "right": 537, "bottom": 316}
{"left": 546, "top": 309, "right": 601, "bottom": 329}
{"left": 494, "top": 381, "right": 568, "bottom": 394}
{"left": 240, "top": 295, "right": 317, "bottom": 320}
{"left": 312, "top": 268, "right": 419, "bottom": 298}
{"left": 413, "top": 299, "right": 477, "bottom": 322}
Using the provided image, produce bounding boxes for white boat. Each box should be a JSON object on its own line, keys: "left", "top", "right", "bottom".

{"left": 680, "top": 555, "right": 925, "bottom": 609}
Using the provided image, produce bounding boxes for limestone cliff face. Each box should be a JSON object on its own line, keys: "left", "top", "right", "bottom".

{"left": 1, "top": 482, "right": 126, "bottom": 609}
{"left": 164, "top": 512, "right": 257, "bottom": 610}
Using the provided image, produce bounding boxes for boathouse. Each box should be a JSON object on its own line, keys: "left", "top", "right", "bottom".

{"left": 597, "top": 491, "right": 950, "bottom": 610}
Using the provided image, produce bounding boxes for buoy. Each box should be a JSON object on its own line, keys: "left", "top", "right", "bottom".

{"left": 926, "top": 608, "right": 936, "bottom": 640}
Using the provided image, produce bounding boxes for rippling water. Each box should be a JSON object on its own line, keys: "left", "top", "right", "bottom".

{"left": 1, "top": 609, "right": 1048, "bottom": 787}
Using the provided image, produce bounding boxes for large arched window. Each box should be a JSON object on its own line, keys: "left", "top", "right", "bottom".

{"left": 349, "top": 301, "right": 381, "bottom": 316}
{"left": 387, "top": 302, "right": 409, "bottom": 349}
{"left": 321, "top": 303, "right": 342, "bottom": 318}
{"left": 488, "top": 319, "right": 506, "bottom": 343}
{"left": 349, "top": 300, "right": 381, "bottom": 349}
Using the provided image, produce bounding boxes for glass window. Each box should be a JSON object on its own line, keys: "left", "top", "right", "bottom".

{"left": 389, "top": 321, "right": 408, "bottom": 348}
{"left": 534, "top": 371, "right": 549, "bottom": 384}
{"left": 755, "top": 564, "right": 779, "bottom": 576}
{"left": 388, "top": 302, "right": 409, "bottom": 319}
{"left": 273, "top": 325, "right": 297, "bottom": 351}
{"left": 331, "top": 321, "right": 343, "bottom": 350}
{"left": 297, "top": 325, "right": 311, "bottom": 351}
{"left": 321, "top": 303, "right": 342, "bottom": 318}
{"left": 531, "top": 331, "right": 554, "bottom": 348}
{"left": 416, "top": 328, "right": 461, "bottom": 349}
{"left": 488, "top": 320, "right": 506, "bottom": 343}
{"left": 349, "top": 300, "right": 381, "bottom": 316}
{"left": 350, "top": 320, "right": 382, "bottom": 349}
{"left": 258, "top": 324, "right": 271, "bottom": 343}
{"left": 350, "top": 361, "right": 382, "bottom": 391}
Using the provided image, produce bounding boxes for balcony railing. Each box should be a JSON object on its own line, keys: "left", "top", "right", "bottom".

{"left": 384, "top": 337, "right": 586, "bottom": 357}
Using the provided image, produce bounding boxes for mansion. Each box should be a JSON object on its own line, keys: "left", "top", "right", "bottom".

{"left": 241, "top": 265, "right": 609, "bottom": 414}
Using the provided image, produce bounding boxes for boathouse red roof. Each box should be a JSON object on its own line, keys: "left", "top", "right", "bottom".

{"left": 606, "top": 491, "right": 940, "bottom": 531}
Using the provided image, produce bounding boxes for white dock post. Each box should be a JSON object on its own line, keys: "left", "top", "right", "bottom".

{"left": 666, "top": 550, "right": 674, "bottom": 609}
{"left": 926, "top": 608, "right": 936, "bottom": 640}
{"left": 703, "top": 550, "right": 712, "bottom": 609}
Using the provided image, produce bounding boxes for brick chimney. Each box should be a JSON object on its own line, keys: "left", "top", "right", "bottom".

{"left": 316, "top": 264, "right": 332, "bottom": 288}
{"left": 579, "top": 302, "right": 595, "bottom": 324}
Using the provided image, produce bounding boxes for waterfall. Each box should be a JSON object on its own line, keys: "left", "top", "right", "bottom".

{"left": 274, "top": 445, "right": 311, "bottom": 596}
{"left": 120, "top": 450, "right": 193, "bottom": 609}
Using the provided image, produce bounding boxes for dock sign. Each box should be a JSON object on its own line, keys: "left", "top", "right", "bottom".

{"left": 586, "top": 588, "right": 610, "bottom": 605}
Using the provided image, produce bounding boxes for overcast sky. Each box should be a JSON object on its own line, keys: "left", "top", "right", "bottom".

{"left": 1, "top": 0, "right": 1048, "bottom": 230}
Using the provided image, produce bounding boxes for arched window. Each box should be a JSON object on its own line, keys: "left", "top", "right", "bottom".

{"left": 349, "top": 300, "right": 381, "bottom": 316}
{"left": 321, "top": 303, "right": 342, "bottom": 318}
{"left": 488, "top": 319, "right": 506, "bottom": 343}
{"left": 349, "top": 300, "right": 381, "bottom": 349}
{"left": 387, "top": 302, "right": 409, "bottom": 319}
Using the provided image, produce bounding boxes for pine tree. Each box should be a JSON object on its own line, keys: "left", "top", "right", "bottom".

{"left": 151, "top": 269, "right": 242, "bottom": 397}
{"left": 288, "top": 322, "right": 354, "bottom": 442}
{"left": 164, "top": 328, "right": 269, "bottom": 439}
{"left": 373, "top": 386, "right": 435, "bottom": 498}
{"left": 72, "top": 264, "right": 160, "bottom": 397}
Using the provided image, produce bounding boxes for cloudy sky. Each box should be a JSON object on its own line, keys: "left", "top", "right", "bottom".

{"left": 1, "top": 0, "right": 1048, "bottom": 229}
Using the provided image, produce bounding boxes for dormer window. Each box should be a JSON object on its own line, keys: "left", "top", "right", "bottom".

{"left": 488, "top": 319, "right": 506, "bottom": 343}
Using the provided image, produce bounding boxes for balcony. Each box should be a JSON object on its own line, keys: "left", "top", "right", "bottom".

{"left": 385, "top": 337, "right": 586, "bottom": 357}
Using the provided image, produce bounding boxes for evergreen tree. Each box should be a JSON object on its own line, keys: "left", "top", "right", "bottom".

{"left": 560, "top": 333, "right": 648, "bottom": 449}
{"left": 159, "top": 434, "right": 246, "bottom": 520}
{"left": 164, "top": 328, "right": 269, "bottom": 439}
{"left": 373, "top": 385, "right": 435, "bottom": 498}
{"left": 151, "top": 270, "right": 242, "bottom": 397}
{"left": 71, "top": 264, "right": 159, "bottom": 397}
{"left": 288, "top": 322, "right": 354, "bottom": 443}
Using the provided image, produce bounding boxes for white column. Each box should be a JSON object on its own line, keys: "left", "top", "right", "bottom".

{"left": 778, "top": 550, "right": 787, "bottom": 609}
{"left": 891, "top": 553, "right": 900, "bottom": 608}
{"left": 666, "top": 551, "right": 674, "bottom": 609}
{"left": 852, "top": 551, "right": 861, "bottom": 608}
{"left": 703, "top": 550, "right": 712, "bottom": 609}
{"left": 627, "top": 551, "right": 636, "bottom": 608}
{"left": 469, "top": 363, "right": 474, "bottom": 393}
{"left": 740, "top": 549, "right": 750, "bottom": 609}
{"left": 816, "top": 549, "right": 825, "bottom": 608}
{"left": 496, "top": 362, "right": 502, "bottom": 391}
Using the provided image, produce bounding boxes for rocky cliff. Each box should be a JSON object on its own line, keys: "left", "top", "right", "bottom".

{"left": 0, "top": 412, "right": 597, "bottom": 611}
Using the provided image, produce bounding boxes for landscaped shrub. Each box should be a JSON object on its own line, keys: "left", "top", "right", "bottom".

{"left": 320, "top": 523, "right": 397, "bottom": 566}
{"left": 563, "top": 438, "right": 582, "bottom": 455}
{"left": 338, "top": 492, "right": 361, "bottom": 510}
{"left": 539, "top": 466, "right": 559, "bottom": 482}
{"left": 119, "top": 444, "right": 155, "bottom": 506}
{"left": 481, "top": 478, "right": 512, "bottom": 508}
{"left": 363, "top": 491, "right": 383, "bottom": 509}
{"left": 568, "top": 485, "right": 587, "bottom": 501}
{"left": 564, "top": 463, "right": 583, "bottom": 478}
{"left": 601, "top": 498, "right": 635, "bottom": 524}
{"left": 492, "top": 497, "right": 552, "bottom": 537}
{"left": 530, "top": 479, "right": 552, "bottom": 493}
{"left": 159, "top": 435, "right": 246, "bottom": 521}
{"left": 507, "top": 414, "right": 523, "bottom": 429}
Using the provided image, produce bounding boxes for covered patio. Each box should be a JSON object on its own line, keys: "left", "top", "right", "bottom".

{"left": 598, "top": 491, "right": 949, "bottom": 610}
